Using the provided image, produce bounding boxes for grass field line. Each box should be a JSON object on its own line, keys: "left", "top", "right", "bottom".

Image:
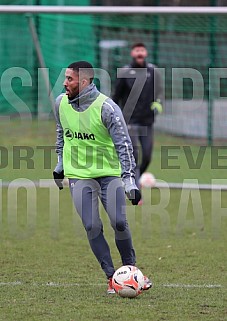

{"left": 162, "top": 283, "right": 223, "bottom": 288}
{"left": 2, "top": 179, "right": 227, "bottom": 190}
{"left": 0, "top": 281, "right": 223, "bottom": 289}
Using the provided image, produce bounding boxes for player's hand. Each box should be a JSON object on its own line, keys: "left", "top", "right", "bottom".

{"left": 53, "top": 170, "right": 64, "bottom": 190}
{"left": 126, "top": 188, "right": 142, "bottom": 205}
{"left": 151, "top": 99, "right": 163, "bottom": 116}
{"left": 123, "top": 177, "right": 141, "bottom": 205}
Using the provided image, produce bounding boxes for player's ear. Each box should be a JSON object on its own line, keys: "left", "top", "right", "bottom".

{"left": 81, "top": 78, "right": 88, "bottom": 88}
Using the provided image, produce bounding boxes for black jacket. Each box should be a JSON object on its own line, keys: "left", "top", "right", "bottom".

{"left": 113, "top": 61, "right": 163, "bottom": 125}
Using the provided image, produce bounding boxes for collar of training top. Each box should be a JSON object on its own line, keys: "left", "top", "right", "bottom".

{"left": 68, "top": 83, "right": 98, "bottom": 105}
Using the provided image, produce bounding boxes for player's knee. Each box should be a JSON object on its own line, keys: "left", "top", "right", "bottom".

{"left": 83, "top": 222, "right": 93, "bottom": 232}
{"left": 115, "top": 219, "right": 127, "bottom": 232}
{"left": 84, "top": 221, "right": 103, "bottom": 233}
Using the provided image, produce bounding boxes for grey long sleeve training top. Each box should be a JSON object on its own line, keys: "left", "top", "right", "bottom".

{"left": 54, "top": 83, "right": 137, "bottom": 186}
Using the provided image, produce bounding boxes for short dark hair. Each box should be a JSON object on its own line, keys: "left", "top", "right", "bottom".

{"left": 67, "top": 61, "right": 94, "bottom": 83}
{"left": 131, "top": 43, "right": 146, "bottom": 50}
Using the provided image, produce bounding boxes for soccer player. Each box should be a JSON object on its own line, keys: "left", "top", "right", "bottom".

{"left": 53, "top": 61, "right": 152, "bottom": 294}
{"left": 113, "top": 43, "right": 163, "bottom": 189}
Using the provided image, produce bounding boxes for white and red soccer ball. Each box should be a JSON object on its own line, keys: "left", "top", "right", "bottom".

{"left": 112, "top": 265, "right": 145, "bottom": 298}
{"left": 139, "top": 172, "right": 156, "bottom": 188}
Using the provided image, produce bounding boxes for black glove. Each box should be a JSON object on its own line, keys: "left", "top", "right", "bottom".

{"left": 126, "top": 189, "right": 141, "bottom": 205}
{"left": 53, "top": 170, "right": 64, "bottom": 190}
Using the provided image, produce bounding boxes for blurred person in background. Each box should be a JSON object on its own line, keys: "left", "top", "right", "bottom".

{"left": 113, "top": 43, "right": 164, "bottom": 195}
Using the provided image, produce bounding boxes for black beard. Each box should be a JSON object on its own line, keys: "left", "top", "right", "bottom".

{"left": 132, "top": 58, "right": 146, "bottom": 68}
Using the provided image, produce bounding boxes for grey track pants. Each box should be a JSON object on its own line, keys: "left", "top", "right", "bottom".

{"left": 69, "top": 176, "right": 136, "bottom": 278}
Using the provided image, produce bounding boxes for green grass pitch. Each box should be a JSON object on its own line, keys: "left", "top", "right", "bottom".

{"left": 0, "top": 120, "right": 226, "bottom": 321}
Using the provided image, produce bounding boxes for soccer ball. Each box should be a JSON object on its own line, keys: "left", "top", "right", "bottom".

{"left": 139, "top": 172, "right": 156, "bottom": 188}
{"left": 112, "top": 265, "right": 145, "bottom": 298}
